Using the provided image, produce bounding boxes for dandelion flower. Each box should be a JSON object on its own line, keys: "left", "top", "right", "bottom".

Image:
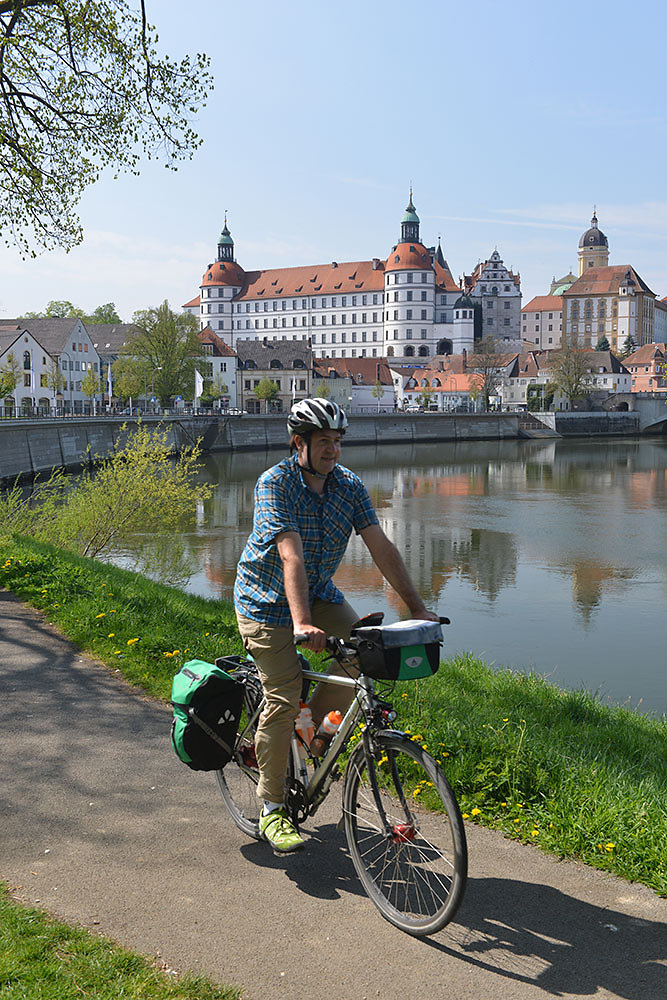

{"left": 471, "top": 808, "right": 481, "bottom": 816}
{"left": 95, "top": 613, "right": 106, "bottom": 619}
{"left": 127, "top": 638, "right": 139, "bottom": 646}
{"left": 107, "top": 633, "right": 115, "bottom": 638}
{"left": 501, "top": 802, "right": 507, "bottom": 807}
{"left": 514, "top": 818, "right": 521, "bottom": 824}
{"left": 605, "top": 843, "right": 615, "bottom": 852}
{"left": 531, "top": 829, "right": 539, "bottom": 837}
{"left": 462, "top": 813, "right": 470, "bottom": 820}
{"left": 502, "top": 717, "right": 509, "bottom": 722}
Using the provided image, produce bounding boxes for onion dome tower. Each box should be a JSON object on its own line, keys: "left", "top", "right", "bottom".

{"left": 578, "top": 209, "right": 609, "bottom": 275}
{"left": 199, "top": 214, "right": 245, "bottom": 343}
{"left": 383, "top": 191, "right": 435, "bottom": 360}
{"left": 401, "top": 190, "right": 420, "bottom": 243}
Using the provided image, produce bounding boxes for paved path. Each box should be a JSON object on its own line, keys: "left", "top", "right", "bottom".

{"left": 1, "top": 589, "right": 665, "bottom": 1000}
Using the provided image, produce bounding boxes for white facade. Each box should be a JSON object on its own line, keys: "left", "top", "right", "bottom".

{"left": 0, "top": 319, "right": 102, "bottom": 415}
{"left": 189, "top": 199, "right": 478, "bottom": 364}
{"left": 464, "top": 249, "right": 523, "bottom": 347}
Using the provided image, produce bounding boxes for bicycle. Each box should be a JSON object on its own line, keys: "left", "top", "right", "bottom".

{"left": 214, "top": 616, "right": 468, "bottom": 937}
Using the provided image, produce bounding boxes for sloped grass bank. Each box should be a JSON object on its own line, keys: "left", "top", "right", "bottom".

{"left": 0, "top": 884, "right": 239, "bottom": 999}
{"left": 2, "top": 535, "right": 666, "bottom": 897}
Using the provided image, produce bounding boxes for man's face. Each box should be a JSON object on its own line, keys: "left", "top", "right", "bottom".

{"left": 296, "top": 428, "right": 342, "bottom": 475}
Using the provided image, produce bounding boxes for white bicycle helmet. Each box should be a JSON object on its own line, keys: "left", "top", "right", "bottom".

{"left": 287, "top": 398, "right": 348, "bottom": 436}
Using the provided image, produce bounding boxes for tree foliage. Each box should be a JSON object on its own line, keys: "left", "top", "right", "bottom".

{"left": 470, "top": 336, "right": 504, "bottom": 411}
{"left": 620, "top": 334, "right": 636, "bottom": 359}
{"left": 0, "top": 350, "right": 20, "bottom": 396}
{"left": 595, "top": 335, "right": 610, "bottom": 352}
{"left": 119, "top": 300, "right": 200, "bottom": 405}
{"left": 254, "top": 377, "right": 279, "bottom": 412}
{"left": 22, "top": 299, "right": 122, "bottom": 323}
{"left": 0, "top": 1, "right": 212, "bottom": 254}
{"left": 547, "top": 336, "right": 594, "bottom": 406}
{"left": 0, "top": 424, "right": 212, "bottom": 560}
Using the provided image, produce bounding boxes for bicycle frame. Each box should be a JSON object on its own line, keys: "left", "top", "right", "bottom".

{"left": 292, "top": 668, "right": 374, "bottom": 810}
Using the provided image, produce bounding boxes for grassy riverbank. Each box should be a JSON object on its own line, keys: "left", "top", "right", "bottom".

{"left": 0, "top": 884, "right": 238, "bottom": 999}
{"left": 2, "top": 536, "right": 666, "bottom": 897}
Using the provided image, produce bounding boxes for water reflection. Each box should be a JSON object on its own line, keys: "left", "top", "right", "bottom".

{"left": 115, "top": 437, "right": 667, "bottom": 713}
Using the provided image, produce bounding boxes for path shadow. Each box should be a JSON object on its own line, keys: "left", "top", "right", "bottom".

{"left": 429, "top": 876, "right": 666, "bottom": 999}
{"left": 240, "top": 822, "right": 365, "bottom": 900}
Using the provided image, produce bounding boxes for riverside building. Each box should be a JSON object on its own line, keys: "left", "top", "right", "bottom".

{"left": 184, "top": 195, "right": 481, "bottom": 361}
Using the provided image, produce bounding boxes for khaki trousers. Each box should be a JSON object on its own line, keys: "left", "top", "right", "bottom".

{"left": 236, "top": 599, "right": 360, "bottom": 803}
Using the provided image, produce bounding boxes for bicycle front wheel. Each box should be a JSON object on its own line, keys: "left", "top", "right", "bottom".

{"left": 343, "top": 732, "right": 467, "bottom": 936}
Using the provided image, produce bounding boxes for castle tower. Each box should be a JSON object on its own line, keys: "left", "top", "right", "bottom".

{"left": 578, "top": 210, "right": 609, "bottom": 275}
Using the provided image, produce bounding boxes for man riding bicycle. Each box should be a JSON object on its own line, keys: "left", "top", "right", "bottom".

{"left": 234, "top": 398, "right": 438, "bottom": 853}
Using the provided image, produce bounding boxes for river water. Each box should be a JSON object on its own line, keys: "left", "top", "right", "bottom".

{"left": 117, "top": 437, "right": 667, "bottom": 716}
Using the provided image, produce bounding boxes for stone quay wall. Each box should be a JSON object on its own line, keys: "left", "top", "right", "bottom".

{"left": 0, "top": 409, "right": 650, "bottom": 483}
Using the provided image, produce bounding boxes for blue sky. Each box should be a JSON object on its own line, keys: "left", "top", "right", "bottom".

{"left": 1, "top": 0, "right": 666, "bottom": 321}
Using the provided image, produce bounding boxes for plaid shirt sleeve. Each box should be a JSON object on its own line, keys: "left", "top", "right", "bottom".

{"left": 252, "top": 470, "right": 298, "bottom": 546}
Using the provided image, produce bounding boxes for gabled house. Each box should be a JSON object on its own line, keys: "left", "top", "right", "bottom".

{"left": 0, "top": 317, "right": 102, "bottom": 414}
{"left": 314, "top": 357, "right": 394, "bottom": 413}
{"left": 623, "top": 343, "right": 666, "bottom": 393}
{"left": 236, "top": 339, "right": 312, "bottom": 414}
{"left": 197, "top": 327, "right": 238, "bottom": 409}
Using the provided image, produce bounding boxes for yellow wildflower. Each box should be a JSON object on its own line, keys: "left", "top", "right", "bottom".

{"left": 471, "top": 808, "right": 481, "bottom": 816}
{"left": 95, "top": 613, "right": 106, "bottom": 619}
{"left": 127, "top": 638, "right": 139, "bottom": 645}
{"left": 501, "top": 802, "right": 507, "bottom": 807}
{"left": 531, "top": 829, "right": 539, "bottom": 837}
{"left": 605, "top": 843, "right": 615, "bottom": 852}
{"left": 108, "top": 633, "right": 115, "bottom": 638}
{"left": 462, "top": 813, "right": 470, "bottom": 819}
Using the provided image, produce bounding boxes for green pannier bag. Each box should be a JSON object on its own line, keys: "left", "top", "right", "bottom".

{"left": 171, "top": 659, "right": 245, "bottom": 770}
{"left": 347, "top": 619, "right": 443, "bottom": 681}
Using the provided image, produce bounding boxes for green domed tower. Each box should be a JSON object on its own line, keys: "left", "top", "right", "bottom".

{"left": 217, "top": 215, "right": 235, "bottom": 263}
{"left": 401, "top": 189, "right": 420, "bottom": 244}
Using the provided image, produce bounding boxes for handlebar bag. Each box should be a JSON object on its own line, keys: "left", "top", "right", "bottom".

{"left": 171, "top": 659, "right": 244, "bottom": 770}
{"left": 349, "top": 619, "right": 443, "bottom": 681}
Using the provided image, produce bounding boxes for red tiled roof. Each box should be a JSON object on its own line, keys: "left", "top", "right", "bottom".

{"left": 197, "top": 327, "right": 237, "bottom": 357}
{"left": 433, "top": 260, "right": 459, "bottom": 292}
{"left": 564, "top": 265, "right": 654, "bottom": 297}
{"left": 385, "top": 242, "right": 433, "bottom": 272}
{"left": 182, "top": 295, "right": 201, "bottom": 308}
{"left": 234, "top": 259, "right": 385, "bottom": 301}
{"left": 201, "top": 260, "right": 246, "bottom": 288}
{"left": 314, "top": 356, "right": 393, "bottom": 386}
{"left": 624, "top": 343, "right": 666, "bottom": 365}
{"left": 522, "top": 295, "right": 562, "bottom": 313}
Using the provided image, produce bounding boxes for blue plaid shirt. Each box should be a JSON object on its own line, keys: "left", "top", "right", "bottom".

{"left": 234, "top": 454, "right": 379, "bottom": 625}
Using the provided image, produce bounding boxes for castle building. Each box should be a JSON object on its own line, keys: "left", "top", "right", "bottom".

{"left": 462, "top": 250, "right": 523, "bottom": 346}
{"left": 184, "top": 196, "right": 478, "bottom": 362}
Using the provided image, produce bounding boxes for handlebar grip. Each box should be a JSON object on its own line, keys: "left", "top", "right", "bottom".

{"left": 293, "top": 633, "right": 309, "bottom": 645}
{"left": 439, "top": 616, "right": 451, "bottom": 625}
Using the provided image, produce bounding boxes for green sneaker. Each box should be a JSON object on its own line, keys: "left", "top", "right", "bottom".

{"left": 258, "top": 808, "right": 305, "bottom": 853}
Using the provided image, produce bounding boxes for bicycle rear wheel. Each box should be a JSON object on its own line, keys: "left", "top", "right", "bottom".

{"left": 343, "top": 732, "right": 467, "bottom": 936}
{"left": 216, "top": 665, "right": 264, "bottom": 839}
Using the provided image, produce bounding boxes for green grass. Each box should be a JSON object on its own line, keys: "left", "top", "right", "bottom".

{"left": 2, "top": 534, "right": 666, "bottom": 899}
{"left": 0, "top": 883, "right": 239, "bottom": 999}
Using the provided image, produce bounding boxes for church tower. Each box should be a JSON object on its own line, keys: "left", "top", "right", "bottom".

{"left": 578, "top": 210, "right": 609, "bottom": 275}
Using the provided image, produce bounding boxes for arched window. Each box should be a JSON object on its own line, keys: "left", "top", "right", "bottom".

{"left": 405, "top": 346, "right": 415, "bottom": 357}
{"left": 292, "top": 359, "right": 305, "bottom": 368}
{"left": 387, "top": 346, "right": 394, "bottom": 357}
{"left": 432, "top": 377, "right": 441, "bottom": 387}
{"left": 418, "top": 345, "right": 430, "bottom": 357}
{"left": 244, "top": 359, "right": 257, "bottom": 369}
{"left": 420, "top": 378, "right": 428, "bottom": 387}
{"left": 269, "top": 359, "right": 283, "bottom": 369}
{"left": 491, "top": 286, "right": 498, "bottom": 296}
{"left": 23, "top": 351, "right": 30, "bottom": 370}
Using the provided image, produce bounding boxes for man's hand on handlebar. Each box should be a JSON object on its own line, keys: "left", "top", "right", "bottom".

{"left": 292, "top": 623, "right": 327, "bottom": 653}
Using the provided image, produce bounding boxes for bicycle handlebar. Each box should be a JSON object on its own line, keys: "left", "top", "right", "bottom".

{"left": 293, "top": 616, "right": 450, "bottom": 648}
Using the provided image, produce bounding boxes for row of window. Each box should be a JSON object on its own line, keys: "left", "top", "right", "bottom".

{"left": 386, "top": 272, "right": 430, "bottom": 285}
{"left": 60, "top": 359, "right": 98, "bottom": 372}
{"left": 220, "top": 292, "right": 452, "bottom": 312}
{"left": 485, "top": 300, "right": 512, "bottom": 309}
{"left": 485, "top": 319, "right": 512, "bottom": 327}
